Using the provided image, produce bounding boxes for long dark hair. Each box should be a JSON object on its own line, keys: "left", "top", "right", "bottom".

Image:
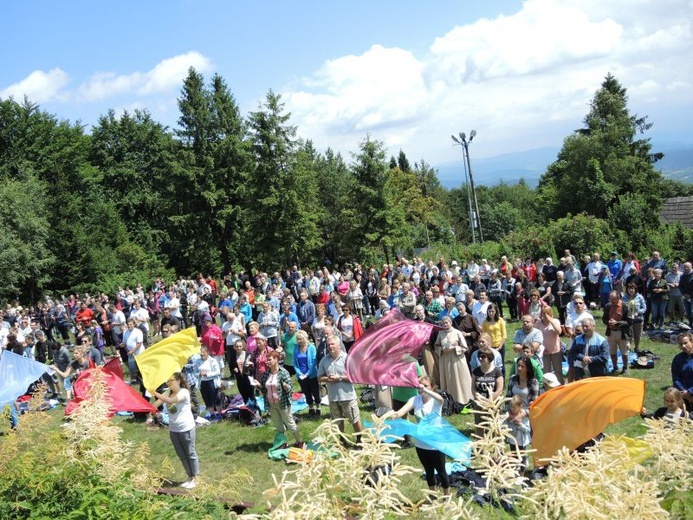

{"left": 517, "top": 355, "right": 536, "bottom": 382}
{"left": 486, "top": 303, "right": 500, "bottom": 324}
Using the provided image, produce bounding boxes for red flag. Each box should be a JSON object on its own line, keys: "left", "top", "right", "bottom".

{"left": 345, "top": 309, "right": 438, "bottom": 387}
{"left": 102, "top": 357, "right": 124, "bottom": 380}
{"left": 65, "top": 367, "right": 157, "bottom": 417}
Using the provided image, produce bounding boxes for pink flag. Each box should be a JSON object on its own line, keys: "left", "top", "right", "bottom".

{"left": 346, "top": 309, "right": 438, "bottom": 387}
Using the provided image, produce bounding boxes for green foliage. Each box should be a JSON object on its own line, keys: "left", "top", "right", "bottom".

{"left": 0, "top": 175, "right": 55, "bottom": 301}
{"left": 537, "top": 73, "right": 664, "bottom": 222}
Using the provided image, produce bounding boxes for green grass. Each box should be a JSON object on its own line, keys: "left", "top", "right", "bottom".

{"left": 19, "top": 313, "right": 681, "bottom": 515}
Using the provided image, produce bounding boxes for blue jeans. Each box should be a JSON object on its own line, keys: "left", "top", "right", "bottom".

{"left": 651, "top": 300, "right": 667, "bottom": 327}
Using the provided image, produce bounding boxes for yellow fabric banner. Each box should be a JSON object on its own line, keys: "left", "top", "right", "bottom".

{"left": 135, "top": 327, "right": 200, "bottom": 392}
{"left": 529, "top": 377, "right": 646, "bottom": 466}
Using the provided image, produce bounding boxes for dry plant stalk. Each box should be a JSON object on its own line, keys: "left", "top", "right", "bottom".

{"left": 254, "top": 417, "right": 418, "bottom": 519}
{"left": 641, "top": 416, "right": 693, "bottom": 496}
{"left": 471, "top": 392, "right": 527, "bottom": 501}
{"left": 521, "top": 435, "right": 667, "bottom": 519}
{"left": 60, "top": 369, "right": 165, "bottom": 493}
{"left": 251, "top": 415, "right": 479, "bottom": 519}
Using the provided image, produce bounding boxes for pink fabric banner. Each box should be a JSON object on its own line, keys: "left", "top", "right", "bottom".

{"left": 345, "top": 309, "right": 438, "bottom": 387}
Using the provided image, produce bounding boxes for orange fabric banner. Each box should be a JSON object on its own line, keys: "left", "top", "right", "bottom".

{"left": 529, "top": 377, "right": 645, "bottom": 466}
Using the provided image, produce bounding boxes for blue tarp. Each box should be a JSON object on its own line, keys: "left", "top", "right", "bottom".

{"left": 0, "top": 350, "right": 50, "bottom": 407}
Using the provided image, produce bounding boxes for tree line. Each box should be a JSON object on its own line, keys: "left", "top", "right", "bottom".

{"left": 1, "top": 70, "right": 691, "bottom": 302}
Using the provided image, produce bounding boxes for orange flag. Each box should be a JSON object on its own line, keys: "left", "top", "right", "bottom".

{"left": 529, "top": 377, "right": 645, "bottom": 466}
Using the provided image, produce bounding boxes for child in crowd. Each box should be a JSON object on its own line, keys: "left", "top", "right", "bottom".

{"left": 506, "top": 395, "right": 532, "bottom": 472}
{"left": 641, "top": 387, "right": 692, "bottom": 422}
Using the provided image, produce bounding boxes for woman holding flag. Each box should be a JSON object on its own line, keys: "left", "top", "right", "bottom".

{"left": 391, "top": 375, "right": 450, "bottom": 497}
{"left": 152, "top": 372, "right": 199, "bottom": 489}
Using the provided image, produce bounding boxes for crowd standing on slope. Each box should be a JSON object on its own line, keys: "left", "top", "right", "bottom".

{"left": 2, "top": 250, "right": 693, "bottom": 491}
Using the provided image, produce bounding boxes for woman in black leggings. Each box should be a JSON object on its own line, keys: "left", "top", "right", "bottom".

{"left": 391, "top": 375, "right": 450, "bottom": 497}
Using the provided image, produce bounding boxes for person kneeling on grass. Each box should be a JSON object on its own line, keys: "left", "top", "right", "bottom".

{"left": 391, "top": 376, "right": 450, "bottom": 497}
{"left": 152, "top": 372, "right": 199, "bottom": 489}
{"left": 257, "top": 350, "right": 304, "bottom": 448}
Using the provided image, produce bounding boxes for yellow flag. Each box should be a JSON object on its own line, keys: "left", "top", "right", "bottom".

{"left": 529, "top": 377, "right": 645, "bottom": 466}
{"left": 135, "top": 327, "right": 200, "bottom": 392}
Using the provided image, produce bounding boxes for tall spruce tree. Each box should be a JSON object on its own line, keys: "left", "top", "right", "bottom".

{"left": 172, "top": 69, "right": 250, "bottom": 273}
{"left": 247, "top": 90, "right": 321, "bottom": 269}
{"left": 537, "top": 73, "right": 664, "bottom": 221}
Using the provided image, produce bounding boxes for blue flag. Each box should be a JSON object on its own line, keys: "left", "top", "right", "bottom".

{"left": 368, "top": 414, "right": 473, "bottom": 464}
{"left": 0, "top": 350, "right": 50, "bottom": 407}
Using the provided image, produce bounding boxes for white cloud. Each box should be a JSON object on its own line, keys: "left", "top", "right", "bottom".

{"left": 283, "top": 0, "right": 693, "bottom": 163}
{"left": 0, "top": 68, "right": 70, "bottom": 103}
{"left": 77, "top": 51, "right": 213, "bottom": 102}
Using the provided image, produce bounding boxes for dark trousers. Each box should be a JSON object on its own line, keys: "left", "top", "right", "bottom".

{"left": 200, "top": 379, "right": 218, "bottom": 410}
{"left": 416, "top": 447, "right": 449, "bottom": 488}
{"left": 297, "top": 376, "right": 321, "bottom": 408}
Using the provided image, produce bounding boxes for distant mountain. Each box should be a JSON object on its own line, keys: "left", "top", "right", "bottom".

{"left": 435, "top": 143, "right": 693, "bottom": 189}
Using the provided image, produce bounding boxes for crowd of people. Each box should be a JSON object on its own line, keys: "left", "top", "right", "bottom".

{"left": 2, "top": 249, "right": 692, "bottom": 492}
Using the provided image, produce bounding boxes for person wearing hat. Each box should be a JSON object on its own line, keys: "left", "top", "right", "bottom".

{"left": 541, "top": 372, "right": 561, "bottom": 393}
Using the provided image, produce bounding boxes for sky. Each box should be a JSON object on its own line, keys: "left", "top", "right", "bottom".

{"left": 2, "top": 0, "right": 692, "bottom": 167}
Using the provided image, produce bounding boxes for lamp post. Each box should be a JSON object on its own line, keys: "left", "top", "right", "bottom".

{"left": 451, "top": 131, "right": 483, "bottom": 243}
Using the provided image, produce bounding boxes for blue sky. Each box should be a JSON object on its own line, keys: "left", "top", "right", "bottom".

{"left": 2, "top": 0, "right": 691, "bottom": 166}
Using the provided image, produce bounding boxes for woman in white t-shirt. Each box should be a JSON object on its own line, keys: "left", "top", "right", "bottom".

{"left": 153, "top": 372, "right": 199, "bottom": 489}
{"left": 391, "top": 376, "right": 450, "bottom": 497}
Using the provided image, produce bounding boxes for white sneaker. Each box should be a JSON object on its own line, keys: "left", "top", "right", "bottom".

{"left": 186, "top": 480, "right": 196, "bottom": 489}
{"left": 180, "top": 480, "right": 192, "bottom": 489}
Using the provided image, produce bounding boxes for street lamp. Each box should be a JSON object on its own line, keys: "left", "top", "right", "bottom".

{"left": 451, "top": 131, "right": 483, "bottom": 243}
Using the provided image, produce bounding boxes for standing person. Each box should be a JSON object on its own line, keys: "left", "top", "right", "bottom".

{"left": 257, "top": 301, "right": 279, "bottom": 349}
{"left": 232, "top": 339, "right": 255, "bottom": 404}
{"left": 537, "top": 306, "right": 563, "bottom": 384}
{"left": 123, "top": 318, "right": 144, "bottom": 382}
{"left": 434, "top": 316, "right": 473, "bottom": 406}
{"left": 602, "top": 290, "right": 632, "bottom": 375}
{"left": 152, "top": 372, "right": 199, "bottom": 489}
{"left": 317, "top": 335, "right": 363, "bottom": 437}
{"left": 623, "top": 283, "right": 646, "bottom": 351}
{"left": 452, "top": 301, "right": 481, "bottom": 364}
{"left": 200, "top": 314, "right": 224, "bottom": 373}
{"left": 672, "top": 332, "right": 693, "bottom": 411}
{"left": 569, "top": 317, "right": 609, "bottom": 381}
{"left": 666, "top": 262, "right": 684, "bottom": 322}
{"left": 552, "top": 271, "right": 573, "bottom": 326}
{"left": 471, "top": 348, "right": 505, "bottom": 438}
{"left": 481, "top": 303, "right": 507, "bottom": 369}
{"left": 648, "top": 269, "right": 670, "bottom": 329}
{"left": 258, "top": 350, "right": 304, "bottom": 447}
{"left": 197, "top": 345, "right": 222, "bottom": 419}
{"left": 293, "top": 330, "right": 321, "bottom": 416}
{"left": 391, "top": 376, "right": 450, "bottom": 497}
{"left": 281, "top": 321, "right": 299, "bottom": 376}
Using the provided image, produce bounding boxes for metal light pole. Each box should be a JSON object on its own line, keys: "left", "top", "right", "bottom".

{"left": 451, "top": 133, "right": 475, "bottom": 242}
{"left": 451, "top": 130, "right": 483, "bottom": 242}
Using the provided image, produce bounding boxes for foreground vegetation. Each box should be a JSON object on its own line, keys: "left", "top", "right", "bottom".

{"left": 2, "top": 318, "right": 690, "bottom": 518}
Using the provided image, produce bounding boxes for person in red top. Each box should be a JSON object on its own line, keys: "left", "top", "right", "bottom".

{"left": 75, "top": 302, "right": 94, "bottom": 327}
{"left": 200, "top": 314, "right": 225, "bottom": 371}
